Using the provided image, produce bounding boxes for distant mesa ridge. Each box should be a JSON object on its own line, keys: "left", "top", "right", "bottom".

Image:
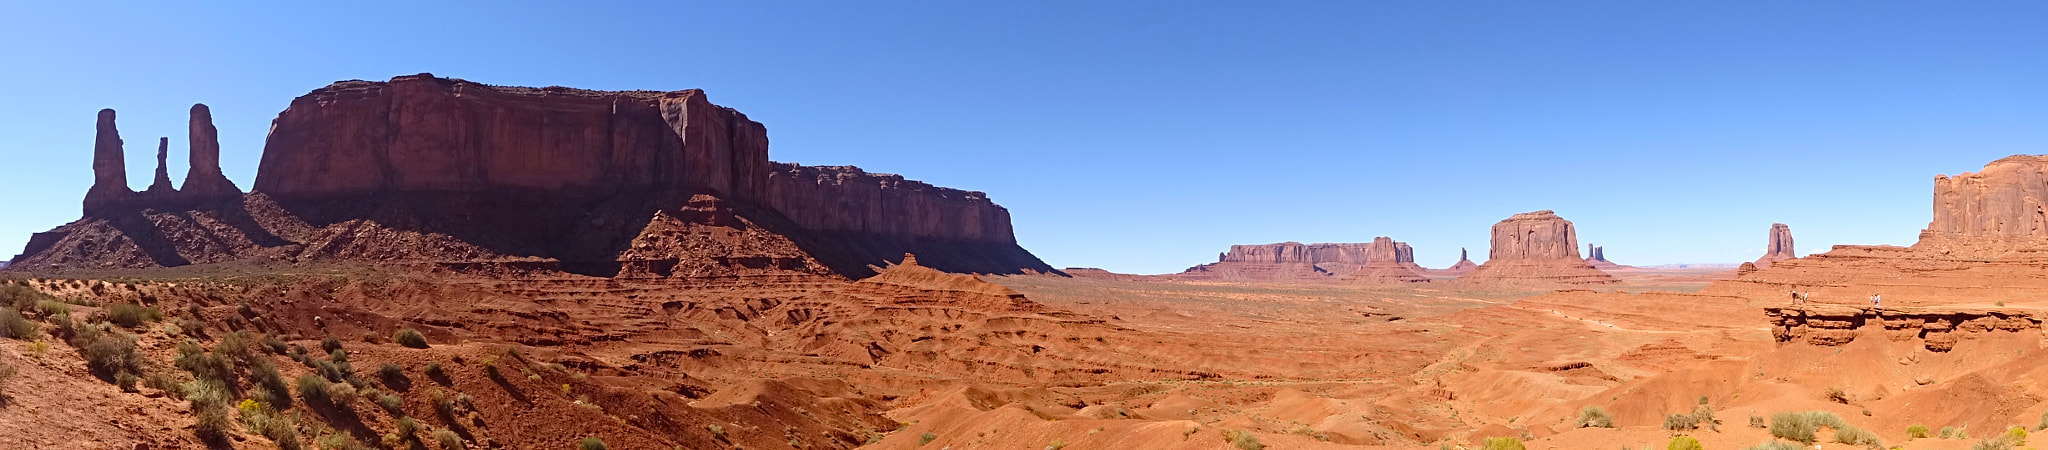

{"left": 1176, "top": 237, "right": 1430, "bottom": 283}
{"left": 13, "top": 73, "right": 1055, "bottom": 277}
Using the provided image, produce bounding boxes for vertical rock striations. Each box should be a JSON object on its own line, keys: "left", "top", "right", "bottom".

{"left": 179, "top": 103, "right": 241, "bottom": 200}
{"left": 83, "top": 109, "right": 133, "bottom": 216}
{"left": 1753, "top": 223, "right": 1796, "bottom": 268}
{"left": 1920, "top": 155, "right": 2048, "bottom": 256}
{"left": 1457, "top": 210, "right": 1618, "bottom": 286}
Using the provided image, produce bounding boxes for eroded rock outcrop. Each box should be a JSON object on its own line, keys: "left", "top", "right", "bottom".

{"left": 1583, "top": 244, "right": 1625, "bottom": 270}
{"left": 83, "top": 109, "right": 132, "bottom": 215}
{"left": 1177, "top": 237, "right": 1427, "bottom": 282}
{"left": 1754, "top": 223, "right": 1796, "bottom": 269}
{"left": 179, "top": 104, "right": 240, "bottom": 200}
{"left": 1456, "top": 211, "right": 1618, "bottom": 286}
{"left": 1765, "top": 305, "right": 2040, "bottom": 352}
{"left": 1429, "top": 248, "right": 1480, "bottom": 276}
{"left": 1917, "top": 155, "right": 2048, "bottom": 256}
{"left": 12, "top": 74, "right": 1054, "bottom": 277}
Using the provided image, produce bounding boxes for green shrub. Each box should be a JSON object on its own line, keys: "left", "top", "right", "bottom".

{"left": 326, "top": 382, "right": 358, "bottom": 406}
{"left": 106, "top": 303, "right": 161, "bottom": 328}
{"left": 395, "top": 328, "right": 429, "bottom": 348}
{"left": 1481, "top": 437, "right": 1525, "bottom": 450}
{"left": 377, "top": 393, "right": 404, "bottom": 415}
{"left": 2006, "top": 426, "right": 2028, "bottom": 445}
{"left": 321, "top": 336, "right": 343, "bottom": 353}
{"left": 1577, "top": 406, "right": 1614, "bottom": 428}
{"left": 432, "top": 428, "right": 463, "bottom": 450}
{"left": 0, "top": 309, "right": 39, "bottom": 340}
{"left": 1664, "top": 413, "right": 1699, "bottom": 431}
{"left": 920, "top": 432, "right": 939, "bottom": 446}
{"left": 1908, "top": 424, "right": 1931, "bottom": 439}
{"left": 36, "top": 300, "right": 70, "bottom": 316}
{"left": 379, "top": 363, "right": 405, "bottom": 383}
{"left": 316, "top": 433, "right": 368, "bottom": 450}
{"left": 186, "top": 380, "right": 234, "bottom": 441}
{"left": 298, "top": 374, "right": 332, "bottom": 404}
{"left": 0, "top": 284, "right": 50, "bottom": 312}
{"left": 1770, "top": 412, "right": 1818, "bottom": 443}
{"left": 1749, "top": 415, "right": 1766, "bottom": 428}
{"left": 116, "top": 371, "right": 138, "bottom": 392}
{"left": 397, "top": 416, "right": 420, "bottom": 437}
{"left": 261, "top": 333, "right": 288, "bottom": 355}
{"left": 579, "top": 437, "right": 607, "bottom": 450}
{"left": 77, "top": 327, "right": 142, "bottom": 382}
{"left": 1834, "top": 424, "right": 1882, "bottom": 446}
{"left": 1667, "top": 435, "right": 1703, "bottom": 450}
{"left": 1974, "top": 437, "right": 2014, "bottom": 450}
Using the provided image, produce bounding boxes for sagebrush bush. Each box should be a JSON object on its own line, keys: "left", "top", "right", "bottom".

{"left": 1577, "top": 406, "right": 1614, "bottom": 428}
{"left": 77, "top": 326, "right": 142, "bottom": 382}
{"left": 186, "top": 380, "right": 234, "bottom": 441}
{"left": 920, "top": 431, "right": 940, "bottom": 446}
{"left": 433, "top": 428, "right": 464, "bottom": 450}
{"left": 1908, "top": 424, "right": 1931, "bottom": 439}
{"left": 321, "top": 336, "right": 343, "bottom": 353}
{"left": 1481, "top": 437, "right": 1525, "bottom": 450}
{"left": 0, "top": 309, "right": 40, "bottom": 340}
{"left": 1744, "top": 440, "right": 1801, "bottom": 450}
{"left": 1692, "top": 404, "right": 1717, "bottom": 430}
{"left": 1663, "top": 413, "right": 1699, "bottom": 431}
{"left": 377, "top": 393, "right": 404, "bottom": 415}
{"left": 379, "top": 363, "right": 405, "bottom": 383}
{"left": 1834, "top": 424, "right": 1883, "bottom": 446}
{"left": 1667, "top": 435, "right": 1703, "bottom": 450}
{"left": 1824, "top": 386, "right": 1851, "bottom": 404}
{"left": 579, "top": 437, "right": 608, "bottom": 450}
{"left": 2006, "top": 426, "right": 2028, "bottom": 446}
{"left": 0, "top": 284, "right": 50, "bottom": 312}
{"left": 297, "top": 374, "right": 332, "bottom": 404}
{"left": 1770, "top": 412, "right": 1817, "bottom": 443}
{"left": 1749, "top": 415, "right": 1766, "bottom": 428}
{"left": 1974, "top": 437, "right": 2014, "bottom": 450}
{"left": 36, "top": 300, "right": 70, "bottom": 316}
{"left": 395, "top": 328, "right": 429, "bottom": 348}
{"left": 0, "top": 358, "right": 16, "bottom": 392}
{"left": 106, "top": 303, "right": 161, "bottom": 328}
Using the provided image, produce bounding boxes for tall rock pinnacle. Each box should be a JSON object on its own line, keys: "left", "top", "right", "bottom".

{"left": 146, "top": 137, "right": 176, "bottom": 194}
{"left": 180, "top": 103, "right": 241, "bottom": 199}
{"left": 1754, "top": 223, "right": 1796, "bottom": 268}
{"left": 83, "top": 109, "right": 133, "bottom": 215}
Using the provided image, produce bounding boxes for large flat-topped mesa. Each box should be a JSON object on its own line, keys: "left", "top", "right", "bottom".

{"left": 1456, "top": 210, "right": 1618, "bottom": 286}
{"left": 254, "top": 74, "right": 770, "bottom": 201}
{"left": 1175, "top": 237, "right": 1428, "bottom": 283}
{"left": 14, "top": 74, "right": 1054, "bottom": 277}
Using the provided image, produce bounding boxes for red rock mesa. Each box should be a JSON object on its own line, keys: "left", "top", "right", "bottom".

{"left": 1455, "top": 210, "right": 1618, "bottom": 286}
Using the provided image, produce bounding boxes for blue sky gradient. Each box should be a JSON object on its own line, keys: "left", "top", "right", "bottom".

{"left": 2, "top": 1, "right": 2044, "bottom": 273}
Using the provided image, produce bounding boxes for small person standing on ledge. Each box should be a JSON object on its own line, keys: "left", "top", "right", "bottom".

{"left": 1870, "top": 293, "right": 1881, "bottom": 306}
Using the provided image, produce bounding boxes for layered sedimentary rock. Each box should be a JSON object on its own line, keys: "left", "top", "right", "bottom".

{"left": 179, "top": 104, "right": 240, "bottom": 199}
{"left": 1914, "top": 155, "right": 2048, "bottom": 256}
{"left": 1176, "top": 238, "right": 1426, "bottom": 282}
{"left": 1456, "top": 211, "right": 1618, "bottom": 286}
{"left": 12, "top": 74, "right": 1054, "bottom": 277}
{"left": 1753, "top": 223, "right": 1796, "bottom": 269}
{"left": 1765, "top": 305, "right": 2040, "bottom": 352}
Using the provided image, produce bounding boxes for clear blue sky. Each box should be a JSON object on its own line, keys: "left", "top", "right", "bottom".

{"left": 3, "top": 2, "right": 2045, "bottom": 274}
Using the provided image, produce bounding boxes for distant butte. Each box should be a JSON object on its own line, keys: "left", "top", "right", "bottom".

{"left": 1455, "top": 210, "right": 1619, "bottom": 286}
{"left": 1174, "top": 238, "right": 1430, "bottom": 283}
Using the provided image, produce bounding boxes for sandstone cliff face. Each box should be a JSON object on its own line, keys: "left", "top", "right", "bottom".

{"left": 83, "top": 109, "right": 132, "bottom": 215}
{"left": 254, "top": 74, "right": 768, "bottom": 202}
{"left": 179, "top": 104, "right": 241, "bottom": 199}
{"left": 1457, "top": 211, "right": 1617, "bottom": 286}
{"left": 20, "top": 75, "right": 1051, "bottom": 278}
{"left": 1919, "top": 155, "right": 2048, "bottom": 255}
{"left": 1179, "top": 237, "right": 1425, "bottom": 282}
{"left": 1754, "top": 223, "right": 1796, "bottom": 268}
{"left": 1766, "top": 305, "right": 2040, "bottom": 352}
